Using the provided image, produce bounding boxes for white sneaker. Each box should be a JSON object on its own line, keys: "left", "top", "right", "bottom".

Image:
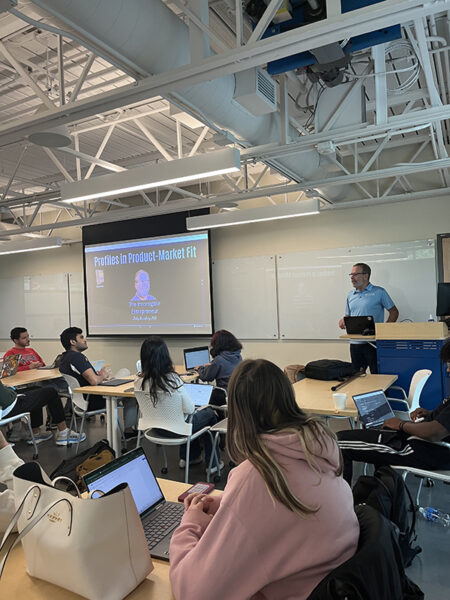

{"left": 55, "top": 429, "right": 87, "bottom": 446}
{"left": 178, "top": 456, "right": 203, "bottom": 468}
{"left": 208, "top": 461, "right": 224, "bottom": 475}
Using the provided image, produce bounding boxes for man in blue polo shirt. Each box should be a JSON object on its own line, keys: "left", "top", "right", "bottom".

{"left": 339, "top": 262, "right": 398, "bottom": 373}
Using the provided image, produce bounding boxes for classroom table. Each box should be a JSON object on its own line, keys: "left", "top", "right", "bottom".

{"left": 1, "top": 368, "right": 63, "bottom": 388}
{"left": 293, "top": 373, "right": 398, "bottom": 420}
{"left": 72, "top": 367, "right": 199, "bottom": 456}
{"left": 0, "top": 478, "right": 204, "bottom": 600}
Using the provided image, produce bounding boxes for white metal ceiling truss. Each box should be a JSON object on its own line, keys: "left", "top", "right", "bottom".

{"left": 0, "top": 0, "right": 449, "bottom": 239}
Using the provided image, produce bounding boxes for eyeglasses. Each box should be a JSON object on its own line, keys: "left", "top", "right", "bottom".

{"left": 349, "top": 272, "right": 366, "bottom": 277}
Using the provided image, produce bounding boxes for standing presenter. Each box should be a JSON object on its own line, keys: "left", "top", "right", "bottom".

{"left": 338, "top": 263, "right": 398, "bottom": 373}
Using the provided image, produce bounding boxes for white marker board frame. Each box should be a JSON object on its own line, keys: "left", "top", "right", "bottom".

{"left": 212, "top": 255, "right": 278, "bottom": 339}
{"left": 277, "top": 240, "right": 436, "bottom": 340}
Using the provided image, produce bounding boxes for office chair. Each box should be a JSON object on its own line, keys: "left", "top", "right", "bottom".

{"left": 0, "top": 400, "right": 38, "bottom": 460}
{"left": 387, "top": 369, "right": 432, "bottom": 418}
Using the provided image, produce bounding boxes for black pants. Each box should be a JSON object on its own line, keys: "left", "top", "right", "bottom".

{"left": 9, "top": 386, "right": 65, "bottom": 429}
{"left": 350, "top": 343, "right": 378, "bottom": 374}
{"left": 337, "top": 428, "right": 450, "bottom": 484}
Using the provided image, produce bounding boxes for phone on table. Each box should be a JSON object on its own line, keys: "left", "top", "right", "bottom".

{"left": 178, "top": 482, "right": 215, "bottom": 502}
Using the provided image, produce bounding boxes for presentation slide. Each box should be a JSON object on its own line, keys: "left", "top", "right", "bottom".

{"left": 84, "top": 231, "right": 213, "bottom": 335}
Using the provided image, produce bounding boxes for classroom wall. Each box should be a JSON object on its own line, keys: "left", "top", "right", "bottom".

{"left": 0, "top": 195, "right": 448, "bottom": 372}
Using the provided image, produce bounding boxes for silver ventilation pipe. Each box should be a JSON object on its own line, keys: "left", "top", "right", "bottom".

{"left": 31, "top": 0, "right": 327, "bottom": 184}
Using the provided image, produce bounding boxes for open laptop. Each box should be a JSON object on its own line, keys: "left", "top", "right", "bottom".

{"left": 183, "top": 346, "right": 210, "bottom": 371}
{"left": 99, "top": 378, "right": 133, "bottom": 387}
{"left": 83, "top": 447, "right": 184, "bottom": 561}
{"left": 344, "top": 315, "right": 375, "bottom": 335}
{"left": 352, "top": 389, "right": 398, "bottom": 429}
{"left": 0, "top": 354, "right": 22, "bottom": 378}
{"left": 184, "top": 383, "right": 214, "bottom": 407}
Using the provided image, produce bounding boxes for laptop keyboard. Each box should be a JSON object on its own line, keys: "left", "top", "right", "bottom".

{"left": 143, "top": 503, "right": 185, "bottom": 549}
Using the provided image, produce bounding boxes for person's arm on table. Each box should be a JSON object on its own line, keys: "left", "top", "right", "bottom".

{"left": 170, "top": 485, "right": 265, "bottom": 600}
{"left": 383, "top": 416, "right": 448, "bottom": 442}
{"left": 0, "top": 430, "right": 24, "bottom": 533}
{"left": 196, "top": 359, "right": 220, "bottom": 383}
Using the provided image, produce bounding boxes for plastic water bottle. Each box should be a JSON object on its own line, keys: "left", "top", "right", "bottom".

{"left": 428, "top": 314, "right": 435, "bottom": 322}
{"left": 418, "top": 507, "right": 450, "bottom": 526}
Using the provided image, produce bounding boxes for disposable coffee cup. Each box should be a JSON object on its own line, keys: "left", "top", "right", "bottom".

{"left": 333, "top": 393, "right": 347, "bottom": 411}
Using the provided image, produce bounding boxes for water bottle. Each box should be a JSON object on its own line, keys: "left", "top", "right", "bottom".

{"left": 427, "top": 314, "right": 434, "bottom": 322}
{"left": 418, "top": 506, "right": 450, "bottom": 526}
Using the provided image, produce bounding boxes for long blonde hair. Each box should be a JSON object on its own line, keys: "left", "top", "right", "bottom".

{"left": 227, "top": 359, "right": 342, "bottom": 517}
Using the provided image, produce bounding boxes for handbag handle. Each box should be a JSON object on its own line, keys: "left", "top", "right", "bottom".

{"left": 0, "top": 493, "right": 73, "bottom": 578}
{"left": 87, "top": 489, "right": 105, "bottom": 499}
{"left": 52, "top": 476, "right": 82, "bottom": 498}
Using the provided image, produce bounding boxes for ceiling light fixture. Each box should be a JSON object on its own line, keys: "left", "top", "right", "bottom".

{"left": 0, "top": 237, "right": 62, "bottom": 256}
{"left": 186, "top": 198, "right": 320, "bottom": 230}
{"left": 60, "top": 148, "right": 241, "bottom": 203}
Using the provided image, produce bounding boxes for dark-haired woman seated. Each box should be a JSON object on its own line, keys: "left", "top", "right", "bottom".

{"left": 196, "top": 329, "right": 242, "bottom": 405}
{"left": 169, "top": 359, "right": 359, "bottom": 600}
{"left": 134, "top": 337, "right": 221, "bottom": 472}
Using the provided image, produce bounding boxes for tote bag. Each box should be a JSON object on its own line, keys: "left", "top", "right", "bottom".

{"left": 0, "top": 462, "right": 153, "bottom": 600}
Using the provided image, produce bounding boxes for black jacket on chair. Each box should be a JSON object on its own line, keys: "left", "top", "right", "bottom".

{"left": 306, "top": 505, "right": 423, "bottom": 600}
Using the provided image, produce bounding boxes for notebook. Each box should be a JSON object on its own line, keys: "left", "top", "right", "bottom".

{"left": 183, "top": 346, "right": 210, "bottom": 371}
{"left": 352, "top": 389, "right": 396, "bottom": 429}
{"left": 83, "top": 447, "right": 185, "bottom": 561}
{"left": 344, "top": 315, "right": 375, "bottom": 335}
{"left": 0, "top": 354, "right": 22, "bottom": 378}
{"left": 184, "top": 383, "right": 214, "bottom": 407}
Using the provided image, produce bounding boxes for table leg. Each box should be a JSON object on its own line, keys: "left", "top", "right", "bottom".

{"left": 111, "top": 396, "right": 120, "bottom": 455}
{"left": 105, "top": 396, "right": 114, "bottom": 455}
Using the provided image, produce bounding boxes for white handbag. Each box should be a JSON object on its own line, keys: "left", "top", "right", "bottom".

{"left": 0, "top": 462, "right": 153, "bottom": 600}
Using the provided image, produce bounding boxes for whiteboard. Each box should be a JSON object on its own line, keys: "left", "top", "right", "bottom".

{"left": 0, "top": 273, "right": 84, "bottom": 339}
{"left": 68, "top": 272, "right": 86, "bottom": 331}
{"left": 212, "top": 256, "right": 278, "bottom": 339}
{"left": 278, "top": 240, "right": 436, "bottom": 339}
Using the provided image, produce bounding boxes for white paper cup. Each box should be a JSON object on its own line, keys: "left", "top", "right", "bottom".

{"left": 333, "top": 393, "right": 347, "bottom": 411}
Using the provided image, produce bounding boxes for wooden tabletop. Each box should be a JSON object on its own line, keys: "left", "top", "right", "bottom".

{"left": 1, "top": 478, "right": 209, "bottom": 600}
{"left": 1, "top": 368, "right": 62, "bottom": 388}
{"left": 339, "top": 334, "right": 376, "bottom": 340}
{"left": 293, "top": 374, "right": 398, "bottom": 418}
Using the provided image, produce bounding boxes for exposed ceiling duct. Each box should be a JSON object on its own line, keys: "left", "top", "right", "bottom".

{"left": 30, "top": 0, "right": 328, "bottom": 186}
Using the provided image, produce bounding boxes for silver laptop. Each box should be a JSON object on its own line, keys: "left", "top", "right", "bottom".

{"left": 184, "top": 383, "right": 214, "bottom": 407}
{"left": 352, "top": 389, "right": 396, "bottom": 429}
{"left": 183, "top": 346, "right": 210, "bottom": 371}
{"left": 83, "top": 447, "right": 184, "bottom": 561}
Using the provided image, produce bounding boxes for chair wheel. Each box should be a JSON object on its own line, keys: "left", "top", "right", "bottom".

{"left": 214, "top": 475, "right": 221, "bottom": 483}
{"left": 100, "top": 415, "right": 105, "bottom": 423}
{"left": 32, "top": 454, "right": 38, "bottom": 460}
{"left": 161, "top": 467, "right": 168, "bottom": 474}
{"left": 425, "top": 478, "right": 434, "bottom": 488}
{"left": 121, "top": 447, "right": 127, "bottom": 454}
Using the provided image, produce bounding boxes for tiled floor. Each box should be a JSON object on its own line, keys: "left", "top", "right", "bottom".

{"left": 4, "top": 417, "right": 450, "bottom": 599}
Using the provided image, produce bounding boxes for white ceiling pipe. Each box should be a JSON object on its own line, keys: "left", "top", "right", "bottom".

{"left": 32, "top": 0, "right": 323, "bottom": 183}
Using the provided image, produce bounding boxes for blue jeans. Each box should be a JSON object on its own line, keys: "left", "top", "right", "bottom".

{"left": 156, "top": 407, "right": 219, "bottom": 467}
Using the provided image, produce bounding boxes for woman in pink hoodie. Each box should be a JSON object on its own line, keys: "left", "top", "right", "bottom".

{"left": 170, "top": 359, "right": 359, "bottom": 600}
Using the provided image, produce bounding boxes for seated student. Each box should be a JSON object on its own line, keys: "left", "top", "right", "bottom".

{"left": 134, "top": 337, "right": 221, "bottom": 472}
{"left": 195, "top": 329, "right": 242, "bottom": 406}
{"left": 0, "top": 379, "right": 82, "bottom": 445}
{"left": 3, "top": 327, "right": 45, "bottom": 371}
{"left": 59, "top": 327, "right": 138, "bottom": 435}
{"left": 170, "top": 359, "right": 359, "bottom": 600}
{"left": 0, "top": 430, "right": 24, "bottom": 533}
{"left": 337, "top": 338, "right": 450, "bottom": 484}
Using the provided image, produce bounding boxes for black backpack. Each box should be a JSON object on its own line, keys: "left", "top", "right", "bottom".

{"left": 352, "top": 465, "right": 422, "bottom": 567}
{"left": 304, "top": 359, "right": 358, "bottom": 381}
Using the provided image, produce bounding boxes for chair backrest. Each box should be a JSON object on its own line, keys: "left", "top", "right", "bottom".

{"left": 114, "top": 367, "right": 131, "bottom": 378}
{"left": 306, "top": 505, "right": 408, "bottom": 600}
{"left": 134, "top": 388, "right": 192, "bottom": 436}
{"left": 408, "top": 369, "right": 432, "bottom": 411}
{"left": 62, "top": 373, "right": 89, "bottom": 412}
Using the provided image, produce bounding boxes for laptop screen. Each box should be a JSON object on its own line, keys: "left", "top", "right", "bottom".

{"left": 184, "top": 346, "right": 210, "bottom": 370}
{"left": 344, "top": 316, "right": 375, "bottom": 335}
{"left": 184, "top": 383, "right": 214, "bottom": 406}
{"left": 83, "top": 448, "right": 164, "bottom": 516}
{"left": 352, "top": 389, "right": 395, "bottom": 428}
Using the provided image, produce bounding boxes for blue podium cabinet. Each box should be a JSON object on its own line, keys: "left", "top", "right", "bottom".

{"left": 375, "top": 322, "right": 449, "bottom": 410}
